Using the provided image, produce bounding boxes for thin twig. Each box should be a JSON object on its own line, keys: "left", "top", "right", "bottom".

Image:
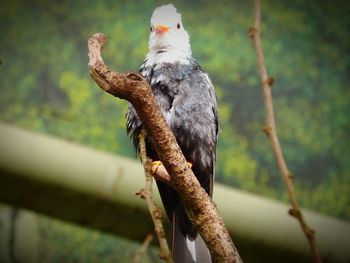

{"left": 138, "top": 130, "right": 174, "bottom": 263}
{"left": 133, "top": 233, "right": 154, "bottom": 263}
{"left": 249, "top": 1, "right": 322, "bottom": 262}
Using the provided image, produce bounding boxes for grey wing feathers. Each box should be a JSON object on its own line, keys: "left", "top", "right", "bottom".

{"left": 126, "top": 59, "right": 218, "bottom": 241}
{"left": 169, "top": 70, "right": 218, "bottom": 196}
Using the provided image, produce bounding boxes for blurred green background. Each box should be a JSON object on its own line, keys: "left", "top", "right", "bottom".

{"left": 0, "top": 0, "right": 349, "bottom": 262}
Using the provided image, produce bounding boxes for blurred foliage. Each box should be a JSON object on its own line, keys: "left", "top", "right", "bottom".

{"left": 0, "top": 0, "right": 349, "bottom": 260}
{"left": 38, "top": 215, "right": 161, "bottom": 263}
{"left": 1, "top": 0, "right": 349, "bottom": 217}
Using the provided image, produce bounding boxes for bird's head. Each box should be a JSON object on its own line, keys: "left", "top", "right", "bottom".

{"left": 148, "top": 4, "right": 191, "bottom": 58}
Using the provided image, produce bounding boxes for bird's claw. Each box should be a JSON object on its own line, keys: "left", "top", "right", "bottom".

{"left": 151, "top": 161, "right": 163, "bottom": 174}
{"left": 151, "top": 160, "right": 192, "bottom": 175}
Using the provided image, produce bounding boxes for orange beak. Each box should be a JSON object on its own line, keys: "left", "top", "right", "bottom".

{"left": 155, "top": 24, "right": 169, "bottom": 34}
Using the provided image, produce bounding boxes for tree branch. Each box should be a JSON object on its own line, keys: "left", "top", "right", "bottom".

{"left": 249, "top": 1, "right": 322, "bottom": 262}
{"left": 137, "top": 130, "right": 173, "bottom": 262}
{"left": 88, "top": 33, "right": 242, "bottom": 263}
{"left": 133, "top": 233, "right": 154, "bottom": 263}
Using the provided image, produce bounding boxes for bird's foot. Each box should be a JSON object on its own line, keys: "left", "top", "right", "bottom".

{"left": 151, "top": 160, "right": 192, "bottom": 175}
{"left": 151, "top": 160, "right": 163, "bottom": 175}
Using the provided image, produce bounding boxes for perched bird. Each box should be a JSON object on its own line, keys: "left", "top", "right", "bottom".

{"left": 126, "top": 4, "right": 218, "bottom": 263}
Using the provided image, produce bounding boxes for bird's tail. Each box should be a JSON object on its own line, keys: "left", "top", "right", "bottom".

{"left": 172, "top": 210, "right": 212, "bottom": 263}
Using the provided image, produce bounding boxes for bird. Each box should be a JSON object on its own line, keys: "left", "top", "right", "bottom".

{"left": 126, "top": 4, "right": 218, "bottom": 263}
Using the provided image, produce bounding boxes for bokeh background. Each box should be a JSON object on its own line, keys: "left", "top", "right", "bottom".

{"left": 0, "top": 0, "right": 349, "bottom": 262}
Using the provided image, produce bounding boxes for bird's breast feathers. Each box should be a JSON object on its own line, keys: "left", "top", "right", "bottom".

{"left": 145, "top": 49, "right": 191, "bottom": 67}
{"left": 138, "top": 57, "right": 218, "bottom": 171}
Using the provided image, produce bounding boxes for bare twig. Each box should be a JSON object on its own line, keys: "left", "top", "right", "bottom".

{"left": 249, "top": 1, "right": 322, "bottom": 262}
{"left": 133, "top": 233, "right": 154, "bottom": 263}
{"left": 137, "top": 130, "right": 173, "bottom": 262}
{"left": 88, "top": 33, "right": 241, "bottom": 263}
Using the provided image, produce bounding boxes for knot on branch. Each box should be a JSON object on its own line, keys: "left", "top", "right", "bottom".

{"left": 305, "top": 228, "right": 315, "bottom": 238}
{"left": 262, "top": 126, "right": 272, "bottom": 136}
{"left": 288, "top": 208, "right": 301, "bottom": 219}
{"left": 266, "top": 77, "right": 275, "bottom": 86}
{"left": 153, "top": 208, "right": 163, "bottom": 220}
{"left": 126, "top": 72, "right": 144, "bottom": 81}
{"left": 248, "top": 27, "right": 257, "bottom": 38}
{"left": 135, "top": 189, "right": 146, "bottom": 199}
{"left": 288, "top": 172, "right": 294, "bottom": 180}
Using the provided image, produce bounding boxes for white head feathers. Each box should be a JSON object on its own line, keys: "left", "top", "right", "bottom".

{"left": 146, "top": 4, "right": 191, "bottom": 65}
{"left": 150, "top": 4, "right": 182, "bottom": 27}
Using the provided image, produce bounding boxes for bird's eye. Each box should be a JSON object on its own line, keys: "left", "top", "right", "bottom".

{"left": 177, "top": 23, "right": 180, "bottom": 29}
{"left": 150, "top": 26, "right": 153, "bottom": 32}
